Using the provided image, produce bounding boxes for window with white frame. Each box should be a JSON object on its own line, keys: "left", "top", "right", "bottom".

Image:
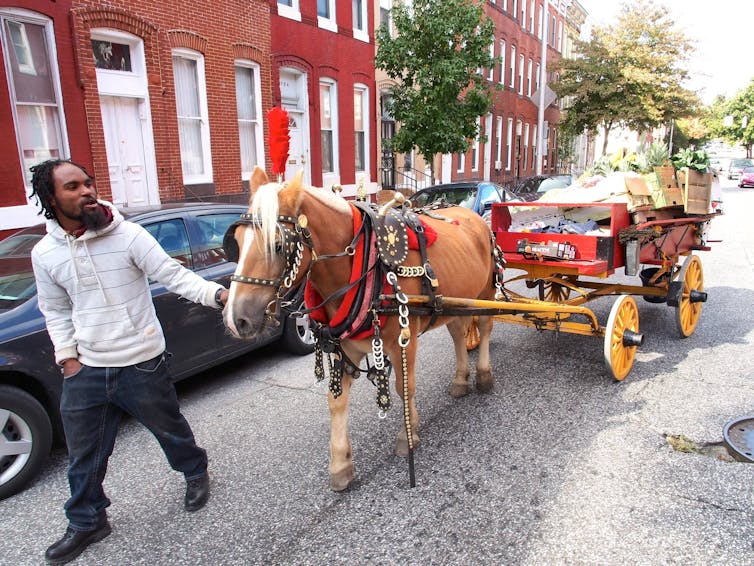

{"left": 509, "top": 45, "right": 516, "bottom": 89}
{"left": 526, "top": 58, "right": 531, "bottom": 97}
{"left": 277, "top": 0, "right": 302, "bottom": 21}
{"left": 529, "top": 0, "right": 535, "bottom": 33}
{"left": 471, "top": 119, "right": 480, "bottom": 172}
{"left": 379, "top": 0, "right": 391, "bottom": 32}
{"left": 456, "top": 151, "right": 465, "bottom": 173}
{"left": 518, "top": 54, "right": 524, "bottom": 95}
{"left": 538, "top": 7, "right": 543, "bottom": 39}
{"left": 498, "top": 40, "right": 506, "bottom": 84}
{"left": 521, "top": 0, "right": 526, "bottom": 29}
{"left": 1, "top": 11, "right": 68, "bottom": 186}
{"left": 235, "top": 62, "right": 263, "bottom": 181}
{"left": 536, "top": 62, "right": 540, "bottom": 92}
{"left": 320, "top": 80, "right": 338, "bottom": 175}
{"left": 551, "top": 15, "right": 556, "bottom": 46}
{"left": 354, "top": 84, "right": 369, "bottom": 173}
{"left": 502, "top": 0, "right": 508, "bottom": 11}
{"left": 532, "top": 124, "right": 537, "bottom": 164}
{"left": 318, "top": 0, "right": 337, "bottom": 32}
{"left": 488, "top": 42, "right": 495, "bottom": 81}
{"left": 558, "top": 20, "right": 563, "bottom": 52}
{"left": 512, "top": 0, "right": 518, "bottom": 20}
{"left": 506, "top": 117, "right": 513, "bottom": 170}
{"left": 523, "top": 123, "right": 530, "bottom": 171}
{"left": 173, "top": 49, "right": 212, "bottom": 183}
{"left": 353, "top": 0, "right": 368, "bottom": 42}
{"left": 495, "top": 116, "right": 502, "bottom": 166}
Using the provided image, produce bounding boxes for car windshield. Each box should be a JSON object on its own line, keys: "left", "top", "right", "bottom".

{"left": 732, "top": 159, "right": 753, "bottom": 167}
{"left": 743, "top": 166, "right": 754, "bottom": 173}
{"left": 536, "top": 176, "right": 571, "bottom": 193}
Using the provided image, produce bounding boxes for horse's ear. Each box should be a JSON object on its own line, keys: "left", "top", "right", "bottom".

{"left": 280, "top": 169, "right": 306, "bottom": 212}
{"left": 249, "top": 166, "right": 269, "bottom": 200}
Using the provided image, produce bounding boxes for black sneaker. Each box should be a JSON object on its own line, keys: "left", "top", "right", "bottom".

{"left": 45, "top": 519, "right": 111, "bottom": 564}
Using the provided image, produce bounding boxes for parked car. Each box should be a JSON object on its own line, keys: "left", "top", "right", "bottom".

{"left": 738, "top": 166, "right": 754, "bottom": 188}
{"left": 511, "top": 174, "right": 573, "bottom": 202}
{"left": 727, "top": 158, "right": 754, "bottom": 180}
{"left": 407, "top": 181, "right": 520, "bottom": 224}
{"left": 0, "top": 203, "right": 314, "bottom": 500}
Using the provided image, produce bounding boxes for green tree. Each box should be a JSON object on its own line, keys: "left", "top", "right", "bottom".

{"left": 375, "top": 0, "right": 496, "bottom": 181}
{"left": 552, "top": 0, "right": 698, "bottom": 156}
{"left": 706, "top": 81, "right": 754, "bottom": 157}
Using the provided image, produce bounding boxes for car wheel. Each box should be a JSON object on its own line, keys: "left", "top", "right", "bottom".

{"left": 0, "top": 385, "right": 53, "bottom": 500}
{"left": 280, "top": 297, "right": 316, "bottom": 355}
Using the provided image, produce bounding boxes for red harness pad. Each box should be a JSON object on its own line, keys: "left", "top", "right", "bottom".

{"left": 407, "top": 219, "right": 438, "bottom": 249}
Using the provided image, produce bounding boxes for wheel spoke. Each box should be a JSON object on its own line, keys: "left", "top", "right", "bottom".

{"left": 0, "top": 437, "right": 32, "bottom": 457}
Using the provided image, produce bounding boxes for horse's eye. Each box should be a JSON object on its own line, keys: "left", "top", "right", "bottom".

{"left": 274, "top": 241, "right": 283, "bottom": 253}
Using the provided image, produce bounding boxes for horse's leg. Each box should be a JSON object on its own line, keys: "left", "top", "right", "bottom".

{"left": 447, "top": 317, "right": 472, "bottom": 398}
{"left": 474, "top": 315, "right": 494, "bottom": 393}
{"left": 388, "top": 336, "right": 420, "bottom": 458}
{"left": 327, "top": 363, "right": 356, "bottom": 492}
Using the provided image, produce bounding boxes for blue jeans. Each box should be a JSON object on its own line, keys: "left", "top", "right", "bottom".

{"left": 60, "top": 353, "right": 207, "bottom": 531}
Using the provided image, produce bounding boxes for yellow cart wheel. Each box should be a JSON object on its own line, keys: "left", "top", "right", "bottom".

{"left": 603, "top": 296, "right": 643, "bottom": 381}
{"left": 538, "top": 280, "right": 571, "bottom": 303}
{"left": 465, "top": 317, "right": 480, "bottom": 351}
{"left": 674, "top": 254, "right": 705, "bottom": 338}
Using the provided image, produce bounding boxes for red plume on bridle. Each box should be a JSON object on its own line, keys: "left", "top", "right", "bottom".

{"left": 268, "top": 107, "right": 290, "bottom": 179}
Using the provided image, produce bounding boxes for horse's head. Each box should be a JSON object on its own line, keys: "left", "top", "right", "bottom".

{"left": 223, "top": 166, "right": 312, "bottom": 339}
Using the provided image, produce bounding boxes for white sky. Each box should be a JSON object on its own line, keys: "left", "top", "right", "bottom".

{"left": 576, "top": 0, "right": 754, "bottom": 104}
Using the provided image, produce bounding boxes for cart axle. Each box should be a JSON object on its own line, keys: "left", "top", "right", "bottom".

{"left": 689, "top": 290, "right": 708, "bottom": 303}
{"left": 622, "top": 329, "right": 644, "bottom": 348}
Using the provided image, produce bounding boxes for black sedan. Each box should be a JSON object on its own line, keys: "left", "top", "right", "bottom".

{"left": 407, "top": 181, "right": 520, "bottom": 224}
{"left": 511, "top": 174, "right": 573, "bottom": 201}
{"left": 0, "top": 203, "right": 314, "bottom": 499}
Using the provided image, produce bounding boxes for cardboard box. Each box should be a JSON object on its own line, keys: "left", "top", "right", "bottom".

{"left": 624, "top": 176, "right": 652, "bottom": 211}
{"left": 683, "top": 170, "right": 712, "bottom": 214}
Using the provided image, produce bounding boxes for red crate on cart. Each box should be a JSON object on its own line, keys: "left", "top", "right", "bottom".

{"left": 491, "top": 202, "right": 632, "bottom": 276}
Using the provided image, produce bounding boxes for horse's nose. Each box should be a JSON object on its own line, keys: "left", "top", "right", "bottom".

{"left": 234, "top": 315, "right": 264, "bottom": 339}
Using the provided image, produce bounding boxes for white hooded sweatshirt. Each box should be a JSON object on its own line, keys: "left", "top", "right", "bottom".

{"left": 31, "top": 201, "right": 223, "bottom": 367}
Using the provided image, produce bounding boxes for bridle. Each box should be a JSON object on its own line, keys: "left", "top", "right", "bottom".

{"left": 222, "top": 212, "right": 314, "bottom": 319}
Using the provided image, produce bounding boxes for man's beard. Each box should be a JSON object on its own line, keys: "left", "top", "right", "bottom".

{"left": 81, "top": 204, "right": 109, "bottom": 230}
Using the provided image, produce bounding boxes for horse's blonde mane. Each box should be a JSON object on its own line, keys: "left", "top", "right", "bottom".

{"left": 250, "top": 182, "right": 282, "bottom": 259}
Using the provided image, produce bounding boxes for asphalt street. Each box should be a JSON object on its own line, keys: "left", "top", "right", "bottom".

{"left": 1, "top": 178, "right": 753, "bottom": 566}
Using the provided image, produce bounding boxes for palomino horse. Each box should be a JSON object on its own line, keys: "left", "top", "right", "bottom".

{"left": 223, "top": 167, "right": 499, "bottom": 491}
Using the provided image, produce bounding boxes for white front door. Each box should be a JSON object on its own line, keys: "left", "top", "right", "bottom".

{"left": 100, "top": 95, "right": 151, "bottom": 207}
{"left": 284, "top": 110, "right": 309, "bottom": 184}
{"left": 279, "top": 69, "right": 311, "bottom": 185}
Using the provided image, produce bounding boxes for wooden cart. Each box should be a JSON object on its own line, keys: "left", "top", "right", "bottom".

{"left": 457, "top": 201, "right": 716, "bottom": 380}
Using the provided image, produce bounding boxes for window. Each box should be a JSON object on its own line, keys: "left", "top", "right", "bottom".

{"left": 318, "top": 0, "right": 337, "bottom": 32}
{"left": 320, "top": 80, "right": 338, "bottom": 175}
{"left": 471, "top": 119, "right": 480, "bottom": 172}
{"left": 506, "top": 118, "right": 513, "bottom": 171}
{"left": 277, "top": 0, "right": 302, "bottom": 21}
{"left": 354, "top": 85, "right": 369, "bottom": 173}
{"left": 527, "top": 58, "right": 533, "bottom": 97}
{"left": 380, "top": 0, "right": 392, "bottom": 30}
{"left": 353, "top": 0, "right": 368, "bottom": 42}
{"left": 512, "top": 0, "right": 518, "bottom": 19}
{"left": 495, "top": 116, "right": 503, "bottom": 165}
{"left": 488, "top": 42, "right": 495, "bottom": 81}
{"left": 523, "top": 123, "right": 530, "bottom": 171}
{"left": 518, "top": 54, "right": 524, "bottom": 95}
{"left": 195, "top": 213, "right": 242, "bottom": 266}
{"left": 551, "top": 15, "right": 556, "bottom": 46}
{"left": 498, "top": 40, "right": 506, "bottom": 84}
{"left": 532, "top": 124, "right": 538, "bottom": 166}
{"left": 173, "top": 50, "right": 212, "bottom": 183}
{"left": 521, "top": 0, "right": 526, "bottom": 29}
{"left": 509, "top": 45, "right": 516, "bottom": 89}
{"left": 1, "top": 12, "right": 68, "bottom": 186}
{"left": 144, "top": 218, "right": 192, "bottom": 269}
{"left": 235, "top": 62, "right": 263, "bottom": 181}
{"left": 92, "top": 39, "right": 132, "bottom": 71}
{"left": 529, "top": 0, "right": 535, "bottom": 33}
{"left": 456, "top": 152, "right": 465, "bottom": 173}
{"left": 536, "top": 62, "right": 540, "bottom": 92}
{"left": 538, "top": 8, "right": 543, "bottom": 39}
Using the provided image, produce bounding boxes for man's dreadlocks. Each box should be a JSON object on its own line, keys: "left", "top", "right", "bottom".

{"left": 29, "top": 159, "right": 93, "bottom": 220}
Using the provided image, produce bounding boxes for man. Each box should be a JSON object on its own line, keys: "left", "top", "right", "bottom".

{"left": 29, "top": 159, "right": 228, "bottom": 564}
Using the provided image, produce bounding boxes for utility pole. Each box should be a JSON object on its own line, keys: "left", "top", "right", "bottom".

{"left": 536, "top": 0, "right": 549, "bottom": 175}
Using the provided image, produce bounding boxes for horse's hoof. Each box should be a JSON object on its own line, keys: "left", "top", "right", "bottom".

{"left": 449, "top": 381, "right": 471, "bottom": 398}
{"left": 329, "top": 464, "right": 354, "bottom": 492}
{"left": 476, "top": 369, "right": 493, "bottom": 393}
{"left": 394, "top": 436, "right": 420, "bottom": 458}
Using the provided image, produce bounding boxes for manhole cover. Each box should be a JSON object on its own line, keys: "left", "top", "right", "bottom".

{"left": 723, "top": 416, "right": 754, "bottom": 463}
